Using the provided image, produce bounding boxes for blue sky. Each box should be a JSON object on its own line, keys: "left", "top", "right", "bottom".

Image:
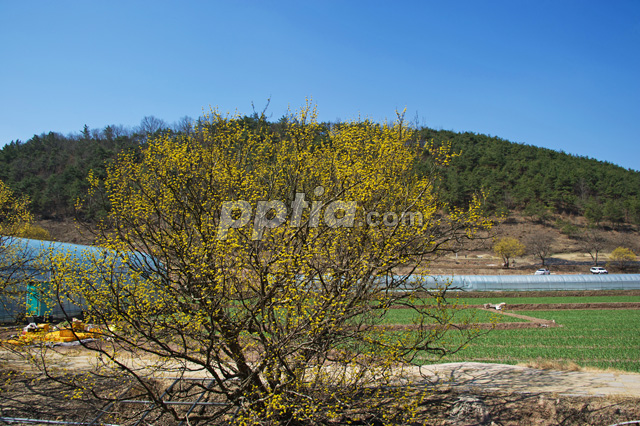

{"left": 1, "top": 1, "right": 639, "bottom": 170}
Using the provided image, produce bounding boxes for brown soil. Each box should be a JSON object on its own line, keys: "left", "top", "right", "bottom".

{"left": 36, "top": 218, "right": 96, "bottom": 245}
{"left": 478, "top": 302, "right": 640, "bottom": 310}
{"left": 391, "top": 301, "right": 640, "bottom": 311}
{"left": 1, "top": 368, "right": 639, "bottom": 425}
{"left": 487, "top": 309, "right": 557, "bottom": 324}
{"left": 427, "top": 215, "right": 640, "bottom": 276}
{"left": 418, "top": 388, "right": 640, "bottom": 426}
{"left": 382, "top": 321, "right": 558, "bottom": 331}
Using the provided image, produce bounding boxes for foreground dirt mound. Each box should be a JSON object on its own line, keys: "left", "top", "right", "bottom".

{"left": 2, "top": 362, "right": 639, "bottom": 425}
{"left": 412, "top": 362, "right": 640, "bottom": 425}
{"left": 419, "top": 388, "right": 640, "bottom": 425}
{"left": 415, "top": 362, "right": 640, "bottom": 398}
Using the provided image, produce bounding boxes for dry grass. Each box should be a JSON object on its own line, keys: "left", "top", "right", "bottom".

{"left": 520, "top": 358, "right": 631, "bottom": 374}
{"left": 520, "top": 358, "right": 583, "bottom": 372}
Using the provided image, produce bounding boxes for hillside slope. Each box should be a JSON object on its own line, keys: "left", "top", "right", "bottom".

{"left": 2, "top": 117, "right": 639, "bottom": 227}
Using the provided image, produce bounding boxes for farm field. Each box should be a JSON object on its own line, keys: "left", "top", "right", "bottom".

{"left": 382, "top": 305, "right": 524, "bottom": 325}
{"left": 411, "top": 308, "right": 640, "bottom": 372}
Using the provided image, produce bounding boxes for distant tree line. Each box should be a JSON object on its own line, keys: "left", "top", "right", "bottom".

{"left": 1, "top": 114, "right": 639, "bottom": 226}
{"left": 0, "top": 116, "right": 177, "bottom": 219}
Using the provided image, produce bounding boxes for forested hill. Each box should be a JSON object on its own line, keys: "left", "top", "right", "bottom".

{"left": 1, "top": 118, "right": 639, "bottom": 226}
{"left": 0, "top": 126, "right": 141, "bottom": 218}
{"left": 417, "top": 128, "right": 640, "bottom": 226}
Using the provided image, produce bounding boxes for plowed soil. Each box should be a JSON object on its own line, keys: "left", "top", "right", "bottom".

{"left": 470, "top": 302, "right": 640, "bottom": 310}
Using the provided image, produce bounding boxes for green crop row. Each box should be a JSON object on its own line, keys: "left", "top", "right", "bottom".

{"left": 382, "top": 307, "right": 523, "bottom": 325}
{"left": 415, "top": 309, "right": 640, "bottom": 372}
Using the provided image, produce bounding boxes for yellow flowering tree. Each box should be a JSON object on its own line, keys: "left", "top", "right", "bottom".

{"left": 44, "top": 105, "right": 491, "bottom": 424}
{"left": 0, "top": 179, "right": 38, "bottom": 318}
{"left": 608, "top": 246, "right": 637, "bottom": 271}
{"left": 493, "top": 237, "right": 525, "bottom": 268}
{"left": 0, "top": 179, "right": 33, "bottom": 236}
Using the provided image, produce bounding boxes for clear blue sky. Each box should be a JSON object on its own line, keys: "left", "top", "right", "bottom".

{"left": 1, "top": 1, "right": 639, "bottom": 170}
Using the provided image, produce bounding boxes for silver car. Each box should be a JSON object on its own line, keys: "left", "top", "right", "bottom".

{"left": 590, "top": 266, "right": 608, "bottom": 274}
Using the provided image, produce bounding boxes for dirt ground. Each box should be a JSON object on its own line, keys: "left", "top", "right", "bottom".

{"left": 417, "top": 388, "right": 640, "bottom": 426}
{"left": 424, "top": 215, "right": 640, "bottom": 276}
{"left": 1, "top": 364, "right": 640, "bottom": 425}
{"left": 2, "top": 324, "right": 640, "bottom": 425}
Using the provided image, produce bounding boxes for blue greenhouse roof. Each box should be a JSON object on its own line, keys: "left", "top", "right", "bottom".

{"left": 0, "top": 236, "right": 157, "bottom": 274}
{"left": 420, "top": 274, "right": 640, "bottom": 291}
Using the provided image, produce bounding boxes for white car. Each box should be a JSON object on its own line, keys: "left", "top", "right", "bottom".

{"left": 534, "top": 268, "right": 550, "bottom": 275}
{"left": 590, "top": 266, "right": 608, "bottom": 274}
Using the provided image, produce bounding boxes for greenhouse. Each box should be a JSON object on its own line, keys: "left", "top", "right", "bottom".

{"left": 0, "top": 237, "right": 156, "bottom": 322}
{"left": 419, "top": 273, "right": 640, "bottom": 291}
{"left": 3, "top": 236, "right": 640, "bottom": 322}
